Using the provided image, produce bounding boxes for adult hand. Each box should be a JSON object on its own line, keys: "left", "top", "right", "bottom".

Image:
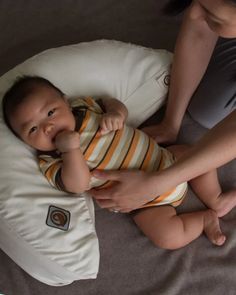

{"left": 141, "top": 120, "right": 178, "bottom": 145}
{"left": 89, "top": 169, "right": 158, "bottom": 212}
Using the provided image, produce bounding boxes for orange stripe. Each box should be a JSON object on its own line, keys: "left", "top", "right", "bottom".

{"left": 85, "top": 97, "right": 95, "bottom": 107}
{"left": 140, "top": 138, "right": 155, "bottom": 170}
{"left": 84, "top": 130, "right": 101, "bottom": 159}
{"left": 45, "top": 162, "right": 61, "bottom": 182}
{"left": 152, "top": 188, "right": 175, "bottom": 204}
{"left": 120, "top": 130, "right": 140, "bottom": 169}
{"left": 96, "top": 129, "right": 124, "bottom": 170}
{"left": 141, "top": 188, "right": 176, "bottom": 208}
{"left": 39, "top": 158, "right": 47, "bottom": 166}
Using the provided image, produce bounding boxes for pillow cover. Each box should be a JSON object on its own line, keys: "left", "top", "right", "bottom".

{"left": 0, "top": 40, "right": 172, "bottom": 286}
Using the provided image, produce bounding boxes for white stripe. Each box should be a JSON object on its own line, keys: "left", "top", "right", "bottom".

{"left": 128, "top": 130, "right": 149, "bottom": 168}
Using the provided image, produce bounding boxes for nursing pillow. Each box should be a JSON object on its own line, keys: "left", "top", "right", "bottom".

{"left": 0, "top": 40, "right": 172, "bottom": 286}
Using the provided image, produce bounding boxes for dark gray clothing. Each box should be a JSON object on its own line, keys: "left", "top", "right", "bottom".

{"left": 188, "top": 38, "right": 236, "bottom": 128}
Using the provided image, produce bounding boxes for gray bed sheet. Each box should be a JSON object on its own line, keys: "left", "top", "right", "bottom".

{"left": 1, "top": 1, "right": 236, "bottom": 294}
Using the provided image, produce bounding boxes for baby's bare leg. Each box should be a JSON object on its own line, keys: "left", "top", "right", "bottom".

{"left": 189, "top": 171, "right": 236, "bottom": 217}
{"left": 133, "top": 206, "right": 225, "bottom": 250}
{"left": 168, "top": 145, "right": 236, "bottom": 217}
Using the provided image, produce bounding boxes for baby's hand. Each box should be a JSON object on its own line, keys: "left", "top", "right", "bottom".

{"left": 55, "top": 130, "right": 80, "bottom": 153}
{"left": 100, "top": 112, "right": 125, "bottom": 135}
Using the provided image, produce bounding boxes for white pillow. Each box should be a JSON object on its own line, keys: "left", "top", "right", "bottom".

{"left": 0, "top": 40, "right": 172, "bottom": 286}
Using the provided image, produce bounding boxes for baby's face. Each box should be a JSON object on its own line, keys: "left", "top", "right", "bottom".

{"left": 10, "top": 86, "right": 75, "bottom": 151}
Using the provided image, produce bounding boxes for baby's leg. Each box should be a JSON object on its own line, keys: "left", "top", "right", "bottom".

{"left": 168, "top": 145, "right": 236, "bottom": 217}
{"left": 133, "top": 205, "right": 225, "bottom": 250}
{"left": 189, "top": 171, "right": 236, "bottom": 217}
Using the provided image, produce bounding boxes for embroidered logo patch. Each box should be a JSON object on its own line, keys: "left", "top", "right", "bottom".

{"left": 164, "top": 74, "right": 170, "bottom": 86}
{"left": 46, "top": 205, "right": 70, "bottom": 231}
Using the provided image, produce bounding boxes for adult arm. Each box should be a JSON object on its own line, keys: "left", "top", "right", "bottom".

{"left": 143, "top": 7, "right": 218, "bottom": 144}
{"left": 90, "top": 110, "right": 236, "bottom": 212}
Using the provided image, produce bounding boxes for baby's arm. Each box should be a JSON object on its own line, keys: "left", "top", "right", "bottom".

{"left": 55, "top": 130, "right": 90, "bottom": 194}
{"left": 99, "top": 98, "right": 128, "bottom": 134}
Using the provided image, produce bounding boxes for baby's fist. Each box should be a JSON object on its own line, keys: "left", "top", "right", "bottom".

{"left": 100, "top": 112, "right": 125, "bottom": 135}
{"left": 55, "top": 130, "right": 80, "bottom": 153}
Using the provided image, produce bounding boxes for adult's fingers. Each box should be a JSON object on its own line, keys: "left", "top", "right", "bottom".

{"left": 96, "top": 199, "right": 131, "bottom": 213}
{"left": 89, "top": 187, "right": 115, "bottom": 200}
{"left": 95, "top": 199, "right": 117, "bottom": 209}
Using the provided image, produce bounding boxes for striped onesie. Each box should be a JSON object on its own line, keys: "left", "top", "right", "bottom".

{"left": 38, "top": 97, "right": 187, "bottom": 209}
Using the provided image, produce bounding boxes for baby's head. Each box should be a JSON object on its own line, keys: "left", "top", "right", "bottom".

{"left": 2, "top": 76, "right": 75, "bottom": 151}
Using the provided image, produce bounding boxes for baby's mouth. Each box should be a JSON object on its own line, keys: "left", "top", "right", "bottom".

{"left": 51, "top": 128, "right": 67, "bottom": 143}
{"left": 51, "top": 130, "right": 60, "bottom": 143}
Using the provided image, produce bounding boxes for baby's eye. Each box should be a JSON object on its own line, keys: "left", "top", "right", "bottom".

{"left": 48, "top": 109, "right": 55, "bottom": 117}
{"left": 29, "top": 126, "right": 37, "bottom": 134}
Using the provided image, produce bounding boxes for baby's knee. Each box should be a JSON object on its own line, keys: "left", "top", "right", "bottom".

{"left": 210, "top": 204, "right": 222, "bottom": 217}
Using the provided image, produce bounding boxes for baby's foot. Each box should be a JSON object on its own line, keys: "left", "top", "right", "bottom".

{"left": 215, "top": 189, "right": 236, "bottom": 217}
{"left": 203, "top": 209, "right": 226, "bottom": 246}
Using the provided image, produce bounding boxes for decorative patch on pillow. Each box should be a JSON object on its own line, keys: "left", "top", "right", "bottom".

{"left": 164, "top": 74, "right": 170, "bottom": 86}
{"left": 46, "top": 205, "right": 70, "bottom": 231}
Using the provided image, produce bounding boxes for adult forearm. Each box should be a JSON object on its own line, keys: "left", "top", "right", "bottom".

{"left": 154, "top": 110, "right": 236, "bottom": 193}
{"left": 165, "top": 10, "right": 218, "bottom": 130}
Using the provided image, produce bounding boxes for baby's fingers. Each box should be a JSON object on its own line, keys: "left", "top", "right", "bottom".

{"left": 100, "top": 118, "right": 111, "bottom": 134}
{"left": 116, "top": 119, "right": 124, "bottom": 130}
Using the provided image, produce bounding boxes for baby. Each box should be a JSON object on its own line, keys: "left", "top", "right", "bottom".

{"left": 3, "top": 76, "right": 236, "bottom": 250}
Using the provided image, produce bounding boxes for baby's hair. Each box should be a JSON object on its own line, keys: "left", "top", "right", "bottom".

{"left": 1, "top": 76, "right": 64, "bottom": 136}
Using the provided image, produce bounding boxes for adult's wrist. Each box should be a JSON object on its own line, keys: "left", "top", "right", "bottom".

{"left": 162, "top": 116, "right": 181, "bottom": 133}
{"left": 149, "top": 168, "right": 179, "bottom": 198}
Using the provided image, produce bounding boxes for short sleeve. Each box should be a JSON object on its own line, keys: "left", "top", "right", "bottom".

{"left": 69, "top": 97, "right": 104, "bottom": 114}
{"left": 38, "top": 154, "right": 65, "bottom": 191}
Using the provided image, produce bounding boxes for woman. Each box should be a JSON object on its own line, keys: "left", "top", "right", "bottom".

{"left": 90, "top": 0, "right": 236, "bottom": 213}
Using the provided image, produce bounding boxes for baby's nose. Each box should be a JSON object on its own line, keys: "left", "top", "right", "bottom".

{"left": 44, "top": 123, "right": 54, "bottom": 135}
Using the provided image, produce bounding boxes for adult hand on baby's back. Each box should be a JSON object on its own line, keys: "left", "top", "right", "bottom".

{"left": 89, "top": 170, "right": 158, "bottom": 212}
{"left": 55, "top": 130, "right": 80, "bottom": 153}
{"left": 142, "top": 120, "right": 178, "bottom": 145}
